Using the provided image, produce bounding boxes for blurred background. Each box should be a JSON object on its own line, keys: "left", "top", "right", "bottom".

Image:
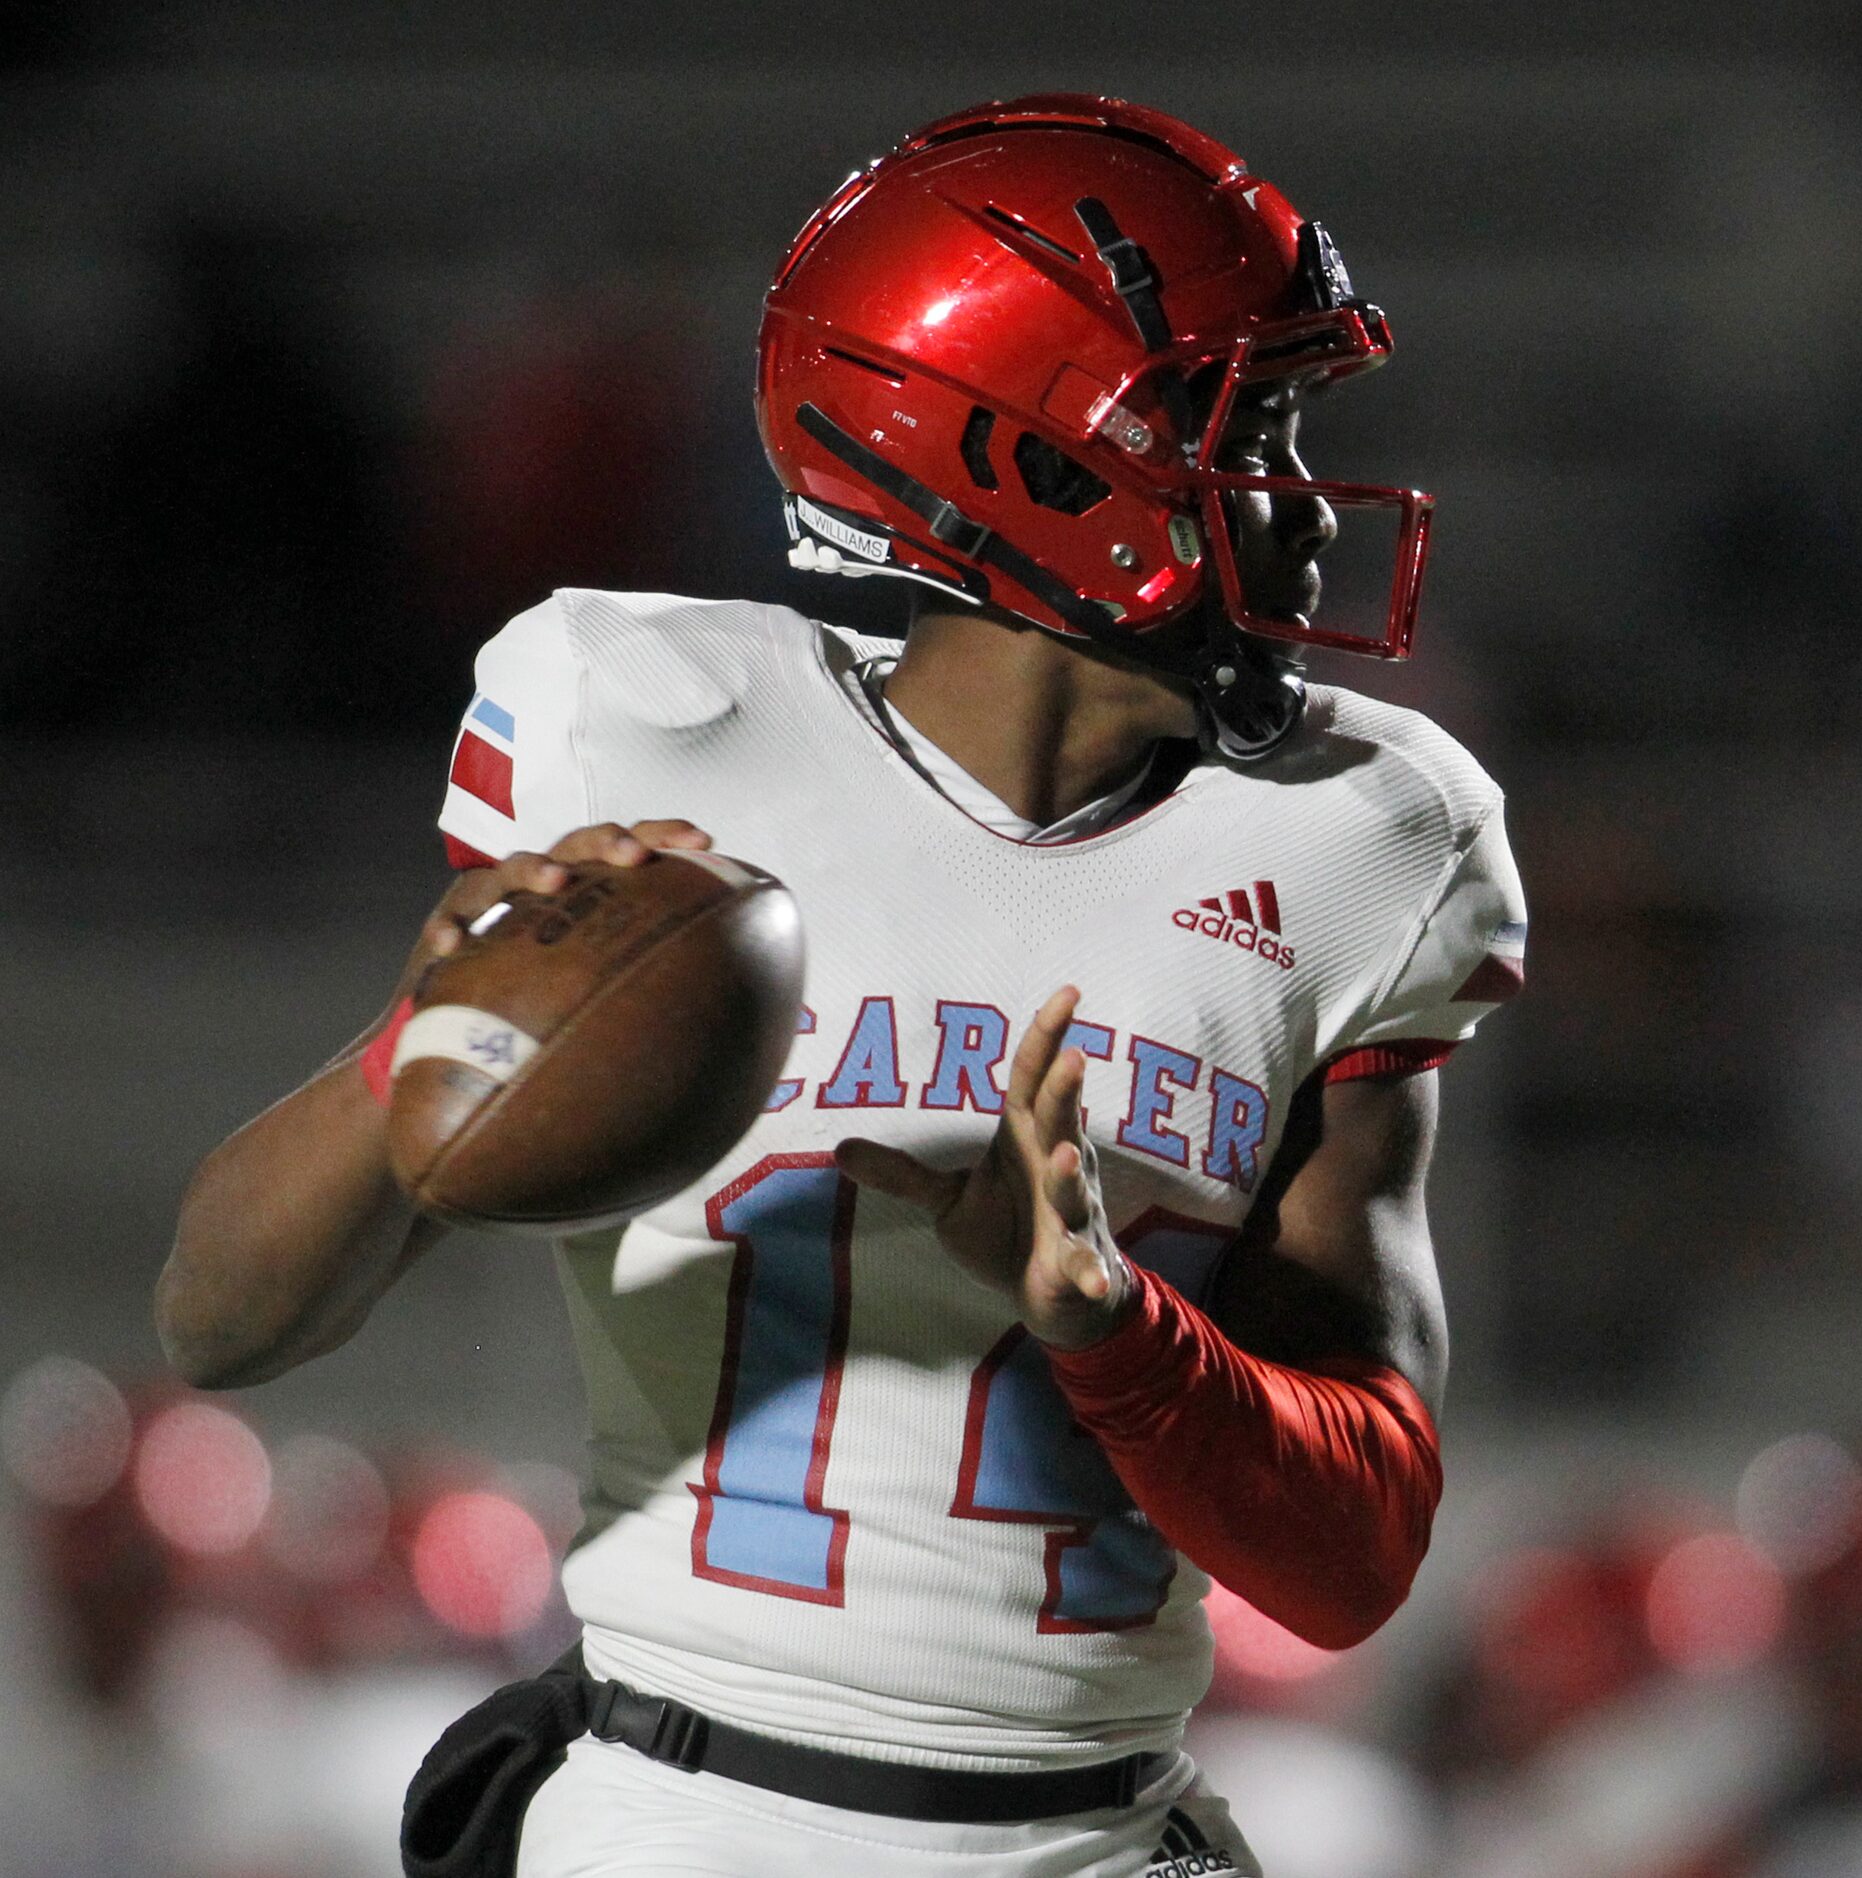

{"left": 3, "top": 3, "right": 1859, "bottom": 1873}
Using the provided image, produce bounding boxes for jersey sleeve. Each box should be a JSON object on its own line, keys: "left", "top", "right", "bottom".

{"left": 437, "top": 593, "right": 591, "bottom": 866}
{"left": 1325, "top": 804, "right": 1527, "bottom": 1082}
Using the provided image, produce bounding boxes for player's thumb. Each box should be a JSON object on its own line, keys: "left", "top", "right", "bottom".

{"left": 834, "top": 1138, "right": 959, "bottom": 1216}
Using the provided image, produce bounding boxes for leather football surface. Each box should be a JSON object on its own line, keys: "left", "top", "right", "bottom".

{"left": 387, "top": 854, "right": 805, "bottom": 1234}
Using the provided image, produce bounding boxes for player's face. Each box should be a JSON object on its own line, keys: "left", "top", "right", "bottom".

{"left": 1208, "top": 381, "right": 1336, "bottom": 627}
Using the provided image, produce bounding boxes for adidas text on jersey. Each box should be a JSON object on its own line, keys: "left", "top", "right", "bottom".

{"left": 1171, "top": 884, "right": 1294, "bottom": 971}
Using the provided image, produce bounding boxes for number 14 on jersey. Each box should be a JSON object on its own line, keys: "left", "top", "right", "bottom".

{"left": 689, "top": 1154, "right": 1231, "bottom": 1632}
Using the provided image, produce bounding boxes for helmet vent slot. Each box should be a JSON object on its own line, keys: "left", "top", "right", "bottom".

{"left": 1013, "top": 432, "right": 1111, "bottom": 516}
{"left": 959, "top": 407, "right": 1000, "bottom": 490}
{"left": 980, "top": 204, "right": 1081, "bottom": 264}
{"left": 824, "top": 346, "right": 906, "bottom": 387}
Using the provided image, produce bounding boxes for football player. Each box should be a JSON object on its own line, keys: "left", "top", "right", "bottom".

{"left": 158, "top": 96, "right": 1526, "bottom": 1878}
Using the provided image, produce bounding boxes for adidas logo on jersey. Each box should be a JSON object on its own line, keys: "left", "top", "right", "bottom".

{"left": 1143, "top": 1803, "right": 1241, "bottom": 1876}
{"left": 1171, "top": 882, "right": 1294, "bottom": 970}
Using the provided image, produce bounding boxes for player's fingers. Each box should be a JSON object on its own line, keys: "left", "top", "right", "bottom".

{"left": 1062, "top": 1239, "right": 1116, "bottom": 1302}
{"left": 550, "top": 823, "right": 647, "bottom": 866}
{"left": 1041, "top": 1139, "right": 1095, "bottom": 1236}
{"left": 492, "top": 849, "right": 571, "bottom": 895}
{"left": 1007, "top": 986, "right": 1081, "bottom": 1116}
{"left": 1047, "top": 1223, "right": 1117, "bottom": 1305}
{"left": 1031, "top": 1045, "right": 1087, "bottom": 1155}
{"left": 834, "top": 1138, "right": 965, "bottom": 1217}
{"left": 547, "top": 820, "right": 713, "bottom": 868}
{"left": 1042, "top": 1148, "right": 1124, "bottom": 1305}
{"left": 629, "top": 818, "right": 714, "bottom": 852}
{"left": 424, "top": 851, "right": 561, "bottom": 954}
{"left": 422, "top": 914, "right": 463, "bottom": 957}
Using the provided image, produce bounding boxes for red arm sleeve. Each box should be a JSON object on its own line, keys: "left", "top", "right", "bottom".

{"left": 1045, "top": 1263, "right": 1443, "bottom": 1650}
{"left": 358, "top": 997, "right": 415, "bottom": 1107}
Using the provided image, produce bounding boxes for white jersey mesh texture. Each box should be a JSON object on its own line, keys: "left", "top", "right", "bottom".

{"left": 437, "top": 591, "right": 1525, "bottom": 1769}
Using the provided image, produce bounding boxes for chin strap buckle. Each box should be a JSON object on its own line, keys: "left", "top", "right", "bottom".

{"left": 925, "top": 500, "right": 991, "bottom": 557}
{"left": 1191, "top": 636, "right": 1307, "bottom": 763}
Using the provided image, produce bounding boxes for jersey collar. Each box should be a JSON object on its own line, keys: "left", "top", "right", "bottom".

{"left": 847, "top": 656, "right": 1158, "bottom": 846}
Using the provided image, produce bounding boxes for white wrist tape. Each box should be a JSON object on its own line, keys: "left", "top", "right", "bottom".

{"left": 390, "top": 1005, "right": 541, "bottom": 1084}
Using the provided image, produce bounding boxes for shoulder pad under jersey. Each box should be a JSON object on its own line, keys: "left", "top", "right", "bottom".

{"left": 553, "top": 589, "right": 777, "bottom": 730}
{"left": 1302, "top": 686, "right": 1526, "bottom": 1065}
{"left": 1300, "top": 684, "right": 1504, "bottom": 854}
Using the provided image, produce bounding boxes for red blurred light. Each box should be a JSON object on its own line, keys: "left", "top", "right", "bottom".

{"left": 1206, "top": 1582, "right": 1339, "bottom": 1683}
{"left": 1474, "top": 1546, "right": 1640, "bottom": 1705}
{"left": 132, "top": 1402, "right": 272, "bottom": 1555}
{"left": 411, "top": 1491, "right": 553, "bottom": 1638}
{"left": 1645, "top": 1531, "right": 1783, "bottom": 1674}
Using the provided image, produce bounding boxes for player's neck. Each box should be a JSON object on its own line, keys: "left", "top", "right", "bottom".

{"left": 880, "top": 608, "right": 1197, "bottom": 828}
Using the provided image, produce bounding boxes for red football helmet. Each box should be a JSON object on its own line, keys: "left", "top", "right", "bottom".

{"left": 757, "top": 94, "right": 1434, "bottom": 757}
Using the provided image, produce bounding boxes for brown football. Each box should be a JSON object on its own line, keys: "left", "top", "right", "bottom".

{"left": 386, "top": 852, "right": 805, "bottom": 1235}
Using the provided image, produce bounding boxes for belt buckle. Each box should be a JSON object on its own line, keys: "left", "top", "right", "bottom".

{"left": 648, "top": 1699, "right": 708, "bottom": 1773}
{"left": 586, "top": 1681, "right": 707, "bottom": 1773}
{"left": 585, "top": 1679, "right": 627, "bottom": 1742}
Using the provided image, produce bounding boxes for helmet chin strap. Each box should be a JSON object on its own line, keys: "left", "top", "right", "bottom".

{"left": 789, "top": 400, "right": 1306, "bottom": 762}
{"left": 1190, "top": 640, "right": 1307, "bottom": 761}
{"left": 1037, "top": 607, "right": 1306, "bottom": 763}
{"left": 1114, "top": 603, "right": 1306, "bottom": 761}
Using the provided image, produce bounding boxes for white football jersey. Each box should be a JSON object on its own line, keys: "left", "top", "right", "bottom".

{"left": 436, "top": 590, "right": 1526, "bottom": 1772}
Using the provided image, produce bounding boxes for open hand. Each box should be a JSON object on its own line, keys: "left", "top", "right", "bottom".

{"left": 835, "top": 986, "right": 1136, "bottom": 1350}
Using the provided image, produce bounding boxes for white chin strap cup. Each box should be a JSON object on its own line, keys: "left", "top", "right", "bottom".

{"left": 787, "top": 535, "right": 982, "bottom": 603}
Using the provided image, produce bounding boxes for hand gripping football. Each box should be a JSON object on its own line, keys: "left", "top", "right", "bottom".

{"left": 385, "top": 853, "right": 805, "bottom": 1234}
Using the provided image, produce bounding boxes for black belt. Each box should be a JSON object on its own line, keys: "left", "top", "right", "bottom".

{"left": 583, "top": 1673, "right": 1174, "bottom": 1824}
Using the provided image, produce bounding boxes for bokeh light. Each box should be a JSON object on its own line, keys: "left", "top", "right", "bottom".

{"left": 1735, "top": 1433, "right": 1862, "bottom": 1577}
{"left": 411, "top": 1491, "right": 552, "bottom": 1638}
{"left": 1645, "top": 1531, "right": 1784, "bottom": 1674}
{"left": 0, "top": 1355, "right": 133, "bottom": 1507}
{"left": 497, "top": 1461, "right": 584, "bottom": 1551}
{"left": 133, "top": 1401, "right": 273, "bottom": 1555}
{"left": 261, "top": 1434, "right": 391, "bottom": 1585}
{"left": 1189, "top": 1713, "right": 1438, "bottom": 1878}
{"left": 1206, "top": 1582, "right": 1340, "bottom": 1683}
{"left": 1472, "top": 1544, "right": 1648, "bottom": 1721}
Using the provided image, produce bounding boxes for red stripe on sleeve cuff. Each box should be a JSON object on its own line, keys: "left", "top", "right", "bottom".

{"left": 1323, "top": 1038, "right": 1457, "bottom": 1084}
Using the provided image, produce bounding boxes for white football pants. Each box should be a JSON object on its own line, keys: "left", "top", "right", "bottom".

{"left": 515, "top": 1736, "right": 1259, "bottom": 1878}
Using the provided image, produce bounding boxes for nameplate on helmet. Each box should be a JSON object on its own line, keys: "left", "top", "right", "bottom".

{"left": 795, "top": 497, "right": 890, "bottom": 564}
